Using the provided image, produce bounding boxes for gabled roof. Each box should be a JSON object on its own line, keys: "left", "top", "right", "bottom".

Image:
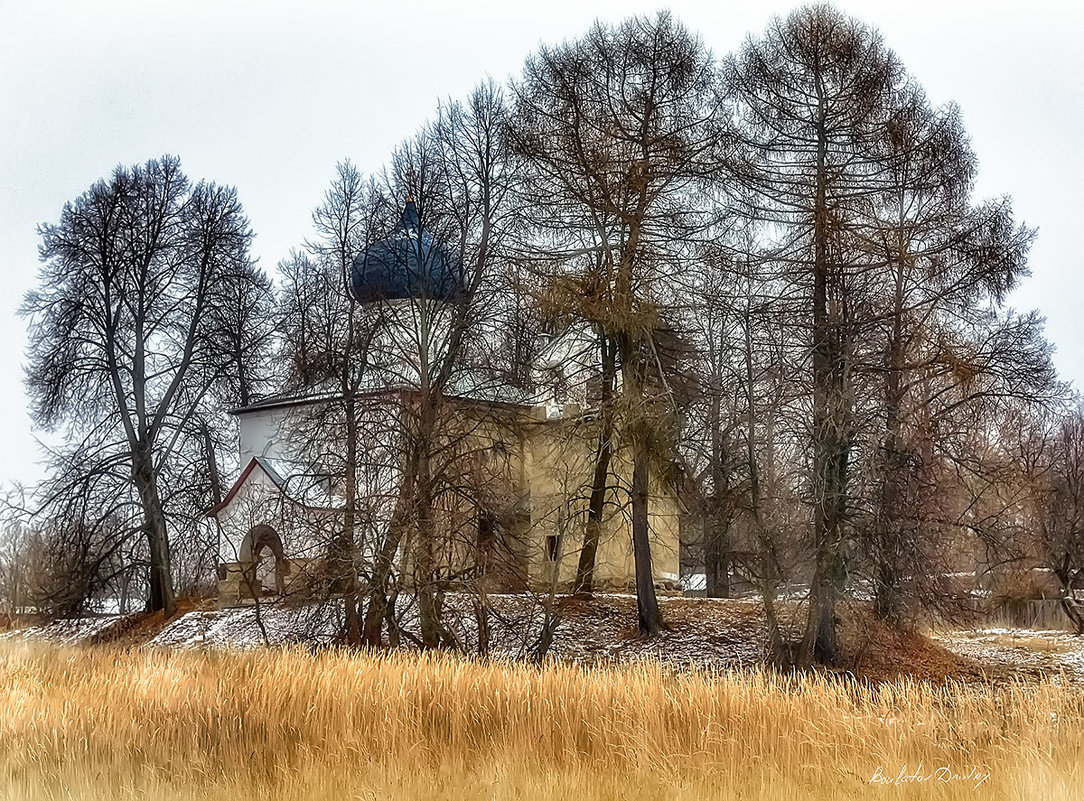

{"left": 207, "top": 456, "right": 341, "bottom": 517}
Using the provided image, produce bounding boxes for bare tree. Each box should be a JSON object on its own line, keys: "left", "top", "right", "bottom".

{"left": 1020, "top": 409, "right": 1084, "bottom": 633}
{"left": 275, "top": 83, "right": 519, "bottom": 648}
{"left": 724, "top": 8, "right": 911, "bottom": 662}
{"left": 23, "top": 156, "right": 273, "bottom": 615}
{"left": 511, "top": 12, "right": 724, "bottom": 634}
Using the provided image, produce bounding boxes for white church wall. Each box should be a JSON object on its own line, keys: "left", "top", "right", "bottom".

{"left": 238, "top": 407, "right": 292, "bottom": 465}
{"left": 215, "top": 467, "right": 281, "bottom": 564}
{"left": 215, "top": 466, "right": 335, "bottom": 566}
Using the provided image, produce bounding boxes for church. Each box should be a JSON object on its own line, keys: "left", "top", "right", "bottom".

{"left": 209, "top": 201, "right": 684, "bottom": 606}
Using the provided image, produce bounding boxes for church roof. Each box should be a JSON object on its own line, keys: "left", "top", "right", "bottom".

{"left": 208, "top": 456, "right": 343, "bottom": 517}
{"left": 231, "top": 368, "right": 537, "bottom": 417}
{"left": 349, "top": 200, "right": 465, "bottom": 304}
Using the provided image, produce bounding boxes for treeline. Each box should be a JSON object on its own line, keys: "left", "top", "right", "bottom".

{"left": 4, "top": 6, "right": 1081, "bottom": 663}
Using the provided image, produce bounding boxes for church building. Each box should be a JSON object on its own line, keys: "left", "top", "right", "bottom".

{"left": 209, "top": 201, "right": 684, "bottom": 606}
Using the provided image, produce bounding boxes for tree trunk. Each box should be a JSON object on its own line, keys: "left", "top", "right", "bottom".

{"left": 739, "top": 292, "right": 785, "bottom": 659}
{"left": 201, "top": 422, "right": 223, "bottom": 508}
{"left": 362, "top": 455, "right": 416, "bottom": 646}
{"left": 704, "top": 518, "right": 731, "bottom": 598}
{"left": 617, "top": 328, "right": 663, "bottom": 636}
{"left": 803, "top": 556, "right": 841, "bottom": 665}
{"left": 574, "top": 443, "right": 611, "bottom": 595}
{"left": 799, "top": 78, "right": 848, "bottom": 666}
{"left": 630, "top": 437, "right": 662, "bottom": 634}
{"left": 705, "top": 379, "right": 730, "bottom": 598}
{"left": 1061, "top": 596, "right": 1084, "bottom": 636}
{"left": 1055, "top": 565, "right": 1084, "bottom": 635}
{"left": 415, "top": 444, "right": 441, "bottom": 649}
{"left": 341, "top": 395, "right": 361, "bottom": 646}
{"left": 575, "top": 336, "right": 617, "bottom": 595}
{"left": 132, "top": 446, "right": 176, "bottom": 616}
{"left": 762, "top": 580, "right": 786, "bottom": 663}
{"left": 362, "top": 501, "right": 407, "bottom": 646}
{"left": 802, "top": 434, "right": 848, "bottom": 665}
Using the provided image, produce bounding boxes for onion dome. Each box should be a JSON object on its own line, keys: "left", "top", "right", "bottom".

{"left": 349, "top": 200, "right": 464, "bottom": 304}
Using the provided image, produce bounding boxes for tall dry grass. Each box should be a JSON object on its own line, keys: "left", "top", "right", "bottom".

{"left": 1, "top": 640, "right": 1082, "bottom": 800}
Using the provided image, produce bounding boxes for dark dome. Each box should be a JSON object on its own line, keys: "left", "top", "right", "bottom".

{"left": 349, "top": 200, "right": 464, "bottom": 304}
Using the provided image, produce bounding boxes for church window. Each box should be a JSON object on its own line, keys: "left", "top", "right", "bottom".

{"left": 545, "top": 534, "right": 561, "bottom": 562}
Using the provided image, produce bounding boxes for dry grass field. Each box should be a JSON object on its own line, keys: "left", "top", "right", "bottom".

{"left": 2, "top": 640, "right": 1083, "bottom": 801}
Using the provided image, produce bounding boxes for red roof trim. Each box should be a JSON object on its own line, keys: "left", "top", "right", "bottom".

{"left": 207, "top": 457, "right": 269, "bottom": 517}
{"left": 207, "top": 458, "right": 344, "bottom": 517}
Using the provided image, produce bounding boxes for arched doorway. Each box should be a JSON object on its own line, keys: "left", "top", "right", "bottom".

{"left": 240, "top": 524, "right": 288, "bottom": 596}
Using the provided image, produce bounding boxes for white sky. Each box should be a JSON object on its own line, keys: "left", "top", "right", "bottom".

{"left": 2, "top": 0, "right": 1082, "bottom": 489}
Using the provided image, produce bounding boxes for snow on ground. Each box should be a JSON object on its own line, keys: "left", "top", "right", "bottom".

{"left": 142, "top": 593, "right": 770, "bottom": 667}
{"left": 0, "top": 615, "right": 122, "bottom": 645}
{"left": 8, "top": 595, "right": 1084, "bottom": 680}
{"left": 543, "top": 594, "right": 768, "bottom": 667}
{"left": 932, "top": 627, "right": 1084, "bottom": 680}
{"left": 3, "top": 593, "right": 772, "bottom": 669}
{"left": 149, "top": 603, "right": 342, "bottom": 649}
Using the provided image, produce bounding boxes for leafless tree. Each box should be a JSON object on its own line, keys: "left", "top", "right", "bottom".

{"left": 1016, "top": 409, "right": 1084, "bottom": 633}
{"left": 22, "top": 156, "right": 274, "bottom": 615}
{"left": 510, "top": 12, "right": 725, "bottom": 634}
{"left": 276, "top": 83, "right": 520, "bottom": 648}
{"left": 724, "top": 7, "right": 911, "bottom": 662}
{"left": 721, "top": 4, "right": 1056, "bottom": 661}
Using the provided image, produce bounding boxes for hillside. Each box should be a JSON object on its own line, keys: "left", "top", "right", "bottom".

{"left": 7, "top": 594, "right": 1082, "bottom": 683}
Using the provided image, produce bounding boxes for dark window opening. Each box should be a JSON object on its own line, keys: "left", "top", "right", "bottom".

{"left": 545, "top": 534, "right": 561, "bottom": 562}
{"left": 478, "top": 510, "right": 497, "bottom": 547}
{"left": 477, "top": 510, "right": 498, "bottom": 578}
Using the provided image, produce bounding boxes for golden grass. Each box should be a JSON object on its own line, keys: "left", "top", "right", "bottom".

{"left": 1, "top": 641, "right": 1083, "bottom": 800}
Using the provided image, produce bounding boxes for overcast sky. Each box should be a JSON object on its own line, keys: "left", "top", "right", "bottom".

{"left": 2, "top": 0, "right": 1082, "bottom": 489}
